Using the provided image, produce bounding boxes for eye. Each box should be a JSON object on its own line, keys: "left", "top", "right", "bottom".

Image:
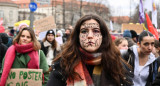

{"left": 80, "top": 29, "right": 88, "bottom": 34}
{"left": 93, "top": 29, "right": 100, "bottom": 33}
{"left": 27, "top": 36, "right": 31, "bottom": 39}
{"left": 151, "top": 43, "right": 154, "bottom": 46}
{"left": 144, "top": 43, "right": 149, "bottom": 46}
{"left": 21, "top": 35, "right": 25, "bottom": 37}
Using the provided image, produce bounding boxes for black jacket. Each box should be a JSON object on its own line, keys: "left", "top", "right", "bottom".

{"left": 121, "top": 46, "right": 160, "bottom": 86}
{"left": 152, "top": 72, "right": 160, "bottom": 86}
{"left": 152, "top": 57, "right": 160, "bottom": 86}
{"left": 46, "top": 60, "right": 133, "bottom": 86}
{"left": 0, "top": 37, "right": 8, "bottom": 70}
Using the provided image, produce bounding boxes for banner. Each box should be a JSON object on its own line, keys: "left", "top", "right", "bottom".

{"left": 121, "top": 23, "right": 144, "bottom": 34}
{"left": 34, "top": 16, "right": 56, "bottom": 32}
{"left": 5, "top": 69, "right": 42, "bottom": 86}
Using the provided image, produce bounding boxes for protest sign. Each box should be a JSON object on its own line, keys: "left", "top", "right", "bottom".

{"left": 121, "top": 23, "right": 144, "bottom": 34}
{"left": 34, "top": 16, "right": 56, "bottom": 32}
{"left": 55, "top": 37, "right": 63, "bottom": 45}
{"left": 6, "top": 69, "right": 42, "bottom": 86}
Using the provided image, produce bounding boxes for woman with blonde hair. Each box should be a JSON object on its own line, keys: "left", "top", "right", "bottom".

{"left": 114, "top": 37, "right": 128, "bottom": 50}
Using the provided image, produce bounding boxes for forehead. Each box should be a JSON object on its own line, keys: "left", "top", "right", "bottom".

{"left": 121, "top": 40, "right": 128, "bottom": 44}
{"left": 81, "top": 19, "right": 99, "bottom": 28}
{"left": 21, "top": 30, "right": 31, "bottom": 36}
{"left": 21, "top": 30, "right": 29, "bottom": 34}
{"left": 141, "top": 36, "right": 155, "bottom": 43}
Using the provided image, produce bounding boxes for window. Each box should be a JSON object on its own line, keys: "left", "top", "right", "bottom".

{"left": 23, "top": 4, "right": 26, "bottom": 7}
{"left": 0, "top": 10, "right": 4, "bottom": 18}
{"left": 9, "top": 11, "right": 13, "bottom": 21}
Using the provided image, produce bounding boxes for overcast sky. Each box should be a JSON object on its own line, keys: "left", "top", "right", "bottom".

{"left": 85, "top": 0, "right": 160, "bottom": 16}
{"left": 107, "top": 0, "right": 160, "bottom": 16}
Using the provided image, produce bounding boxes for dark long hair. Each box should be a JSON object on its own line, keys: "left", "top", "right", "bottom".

{"left": 138, "top": 30, "right": 153, "bottom": 43}
{"left": 54, "top": 14, "right": 127, "bottom": 85}
{"left": 43, "top": 30, "right": 57, "bottom": 49}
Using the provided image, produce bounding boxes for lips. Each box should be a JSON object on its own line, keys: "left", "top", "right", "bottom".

{"left": 146, "top": 51, "right": 152, "bottom": 54}
{"left": 87, "top": 41, "right": 94, "bottom": 45}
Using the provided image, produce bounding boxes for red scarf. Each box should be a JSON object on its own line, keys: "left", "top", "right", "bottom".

{"left": 0, "top": 42, "right": 39, "bottom": 86}
{"left": 66, "top": 48, "right": 101, "bottom": 86}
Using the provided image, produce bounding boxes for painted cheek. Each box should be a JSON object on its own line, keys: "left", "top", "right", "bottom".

{"left": 96, "top": 36, "right": 102, "bottom": 46}
{"left": 80, "top": 39, "right": 87, "bottom": 47}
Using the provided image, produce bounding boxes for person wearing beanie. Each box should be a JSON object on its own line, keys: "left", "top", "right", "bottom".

{"left": 0, "top": 33, "right": 13, "bottom": 47}
{"left": 41, "top": 29, "right": 61, "bottom": 67}
{"left": 16, "top": 23, "right": 29, "bottom": 35}
{"left": 130, "top": 30, "right": 138, "bottom": 43}
{"left": 123, "top": 30, "right": 136, "bottom": 47}
{"left": 123, "top": 30, "right": 132, "bottom": 38}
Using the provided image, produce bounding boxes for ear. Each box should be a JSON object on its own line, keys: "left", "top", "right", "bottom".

{"left": 137, "top": 42, "right": 140, "bottom": 47}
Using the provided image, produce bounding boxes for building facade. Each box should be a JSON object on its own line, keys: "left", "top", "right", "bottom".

{"left": 0, "top": 0, "right": 19, "bottom": 28}
{"left": 13, "top": 0, "right": 110, "bottom": 29}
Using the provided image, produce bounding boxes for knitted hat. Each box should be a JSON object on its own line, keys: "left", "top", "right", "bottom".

{"left": 0, "top": 33, "right": 9, "bottom": 44}
{"left": 130, "top": 30, "right": 138, "bottom": 38}
{"left": 123, "top": 30, "right": 132, "bottom": 38}
{"left": 46, "top": 29, "right": 55, "bottom": 36}
{"left": 17, "top": 23, "right": 29, "bottom": 31}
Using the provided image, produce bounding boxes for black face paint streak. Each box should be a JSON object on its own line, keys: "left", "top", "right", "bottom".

{"left": 93, "top": 33, "right": 101, "bottom": 38}
{"left": 95, "top": 39, "right": 100, "bottom": 47}
{"left": 80, "top": 39, "right": 86, "bottom": 47}
{"left": 82, "top": 23, "right": 99, "bottom": 28}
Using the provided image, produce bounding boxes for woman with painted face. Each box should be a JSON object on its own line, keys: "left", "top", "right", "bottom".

{"left": 46, "top": 14, "right": 132, "bottom": 86}
{"left": 121, "top": 30, "right": 160, "bottom": 86}
{"left": 0, "top": 27, "right": 49, "bottom": 86}
{"left": 41, "top": 29, "right": 61, "bottom": 66}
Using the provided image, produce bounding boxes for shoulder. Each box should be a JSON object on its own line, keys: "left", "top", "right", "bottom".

{"left": 47, "top": 60, "right": 66, "bottom": 86}
{"left": 152, "top": 72, "right": 160, "bottom": 86}
{"left": 56, "top": 42, "right": 61, "bottom": 51}
{"left": 0, "top": 43, "right": 8, "bottom": 49}
{"left": 38, "top": 50, "right": 45, "bottom": 57}
{"left": 120, "top": 46, "right": 135, "bottom": 59}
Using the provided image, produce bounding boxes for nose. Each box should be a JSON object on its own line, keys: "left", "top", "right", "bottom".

{"left": 125, "top": 46, "right": 128, "bottom": 50}
{"left": 87, "top": 31, "right": 93, "bottom": 39}
{"left": 148, "top": 44, "right": 152, "bottom": 50}
{"left": 23, "top": 36, "right": 27, "bottom": 40}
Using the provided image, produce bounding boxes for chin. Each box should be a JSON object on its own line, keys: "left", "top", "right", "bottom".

{"left": 21, "top": 43, "right": 28, "bottom": 45}
{"left": 85, "top": 49, "right": 97, "bottom": 53}
{"left": 145, "top": 52, "right": 151, "bottom": 55}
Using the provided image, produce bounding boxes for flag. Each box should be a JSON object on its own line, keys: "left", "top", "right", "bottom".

{"left": 0, "top": 18, "right": 3, "bottom": 26}
{"left": 143, "top": 0, "right": 152, "bottom": 11}
{"left": 146, "top": 13, "right": 159, "bottom": 40}
{"left": 0, "top": 25, "right": 5, "bottom": 33}
{"left": 110, "top": 20, "right": 113, "bottom": 31}
{"left": 152, "top": 10, "right": 157, "bottom": 28}
{"left": 139, "top": 0, "right": 145, "bottom": 23}
{"left": 152, "top": 0, "right": 157, "bottom": 28}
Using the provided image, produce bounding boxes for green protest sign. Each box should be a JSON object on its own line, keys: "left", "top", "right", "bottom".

{"left": 6, "top": 69, "right": 42, "bottom": 86}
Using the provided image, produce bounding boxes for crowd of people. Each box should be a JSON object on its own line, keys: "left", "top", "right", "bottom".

{"left": 0, "top": 14, "right": 160, "bottom": 86}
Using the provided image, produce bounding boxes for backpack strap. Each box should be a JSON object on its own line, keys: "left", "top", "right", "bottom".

{"left": 39, "top": 50, "right": 40, "bottom": 66}
{"left": 38, "top": 50, "right": 45, "bottom": 83}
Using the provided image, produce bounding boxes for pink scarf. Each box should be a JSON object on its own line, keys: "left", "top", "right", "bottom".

{"left": 0, "top": 42, "right": 39, "bottom": 86}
